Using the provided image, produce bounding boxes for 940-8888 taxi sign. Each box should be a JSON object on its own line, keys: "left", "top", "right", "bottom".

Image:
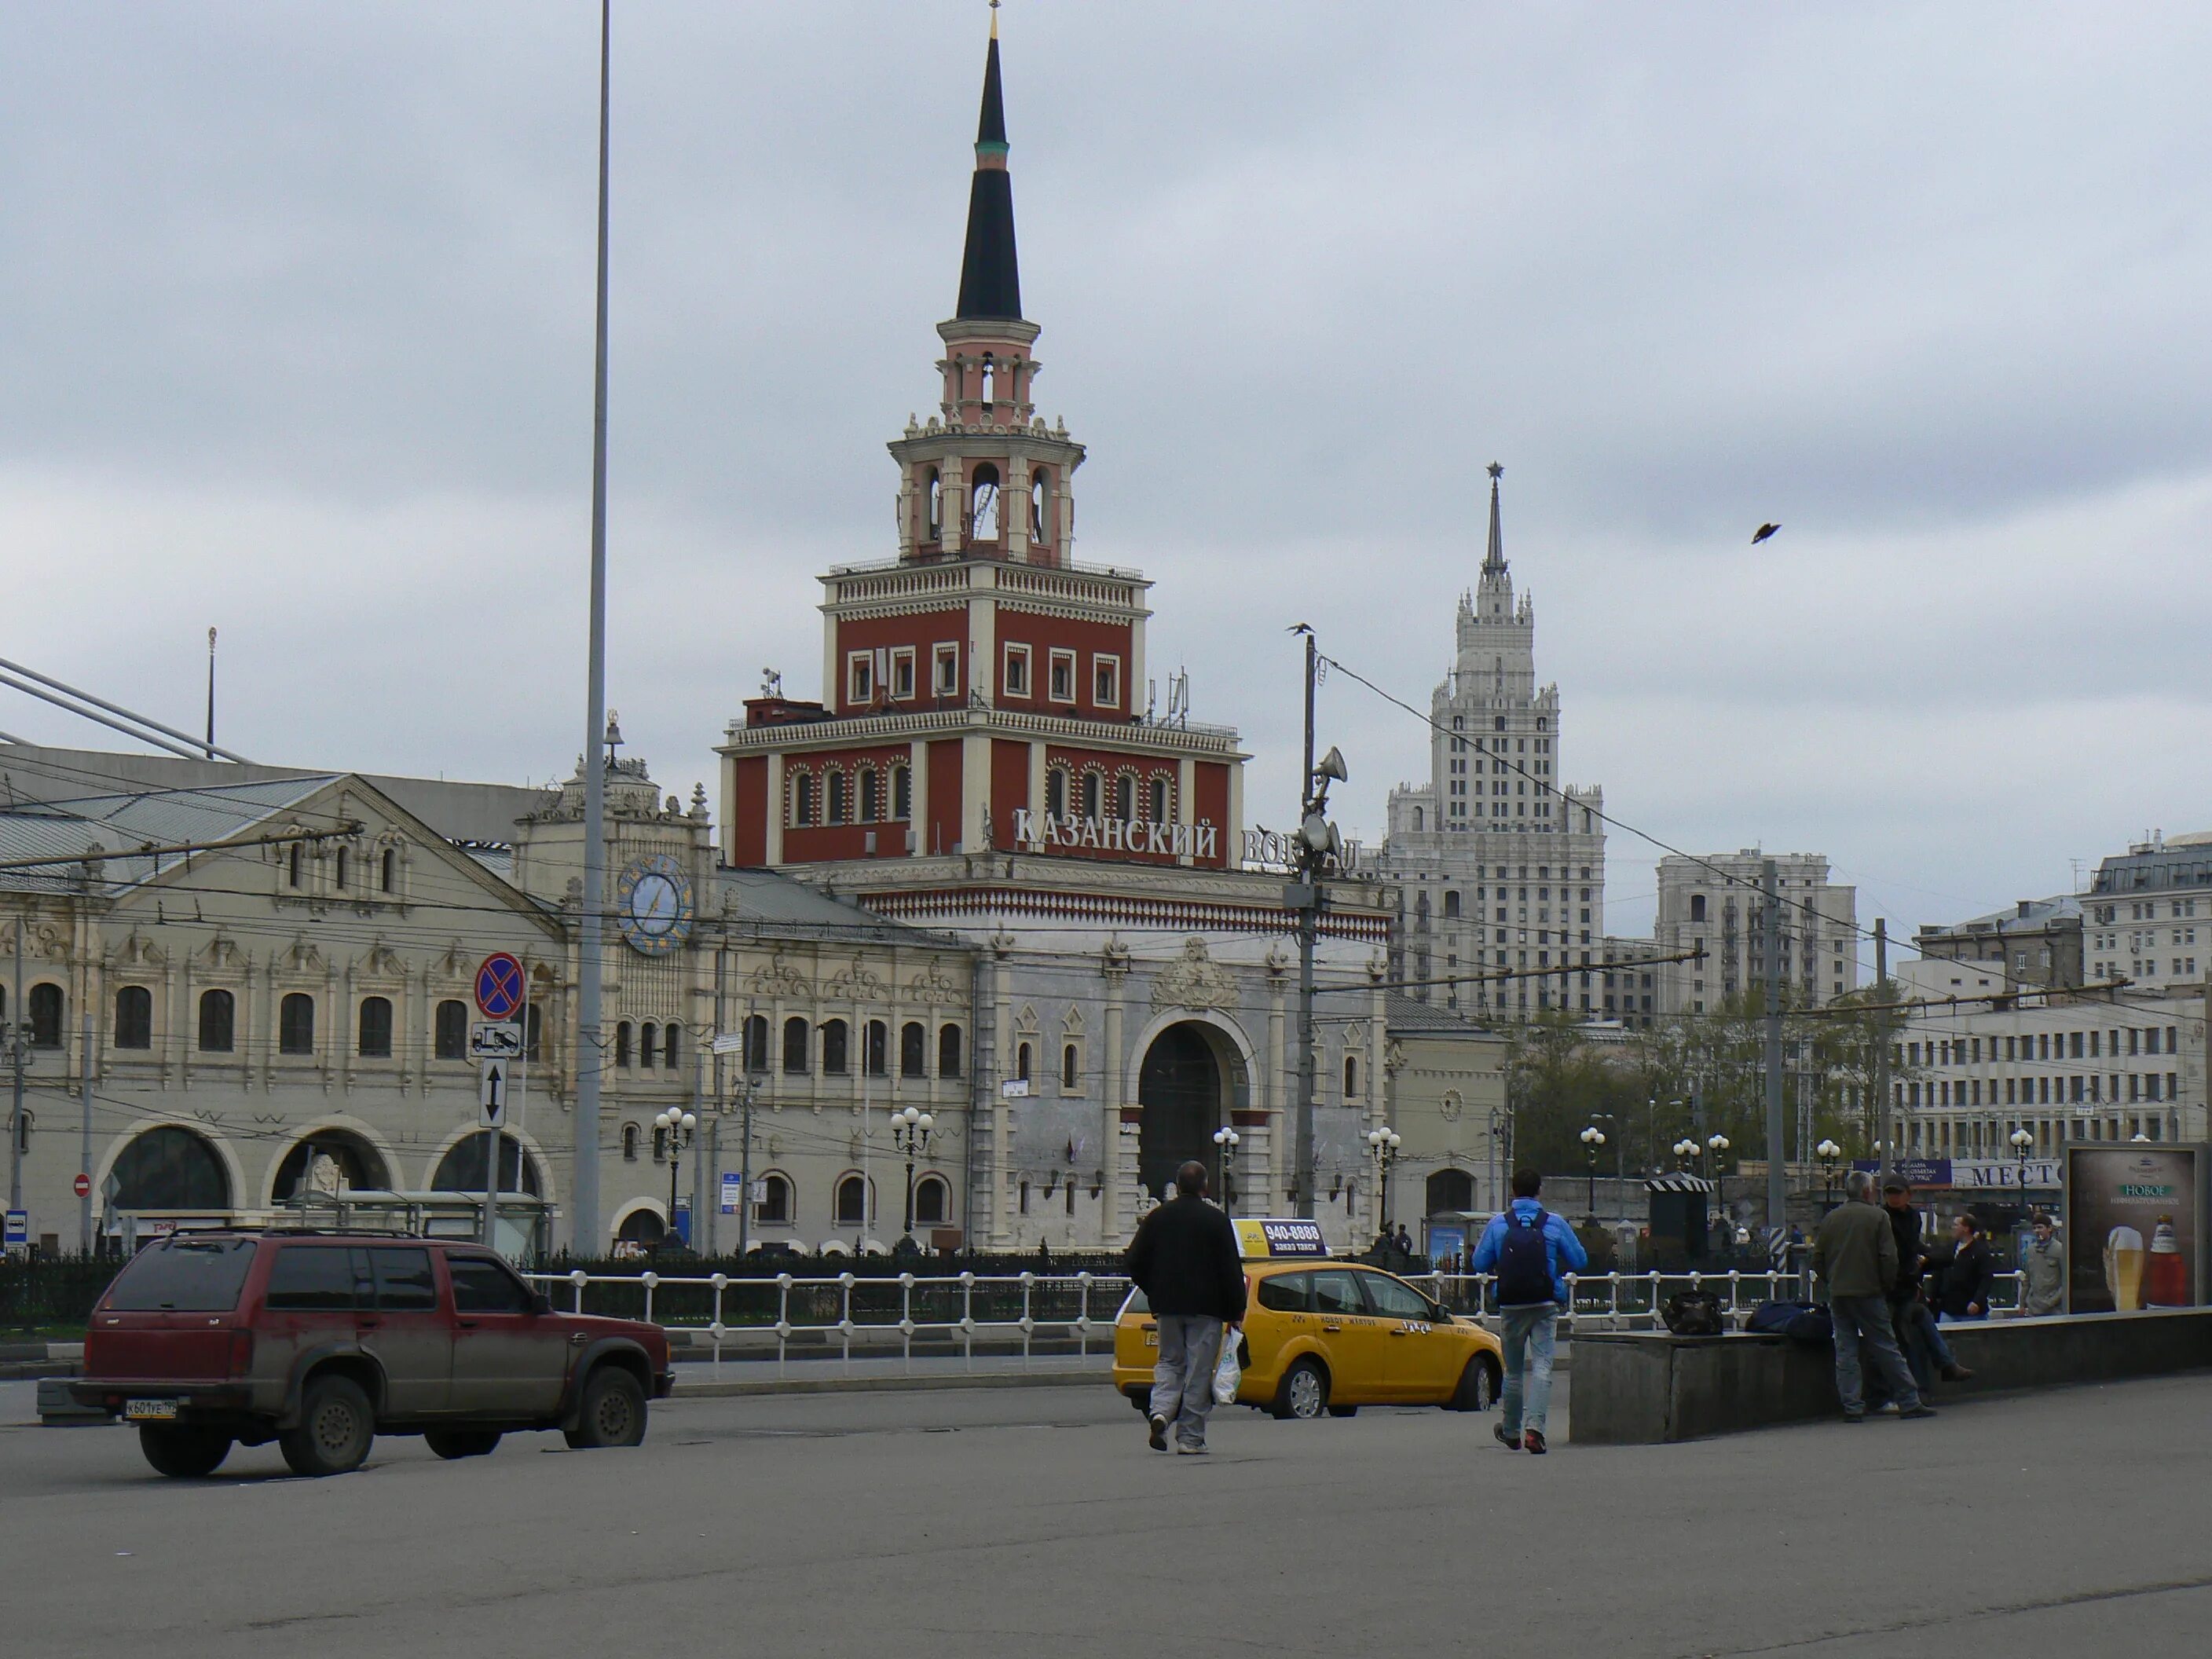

{"left": 1235, "top": 1218, "right": 1329, "bottom": 1260}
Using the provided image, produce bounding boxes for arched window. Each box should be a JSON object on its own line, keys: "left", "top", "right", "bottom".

{"left": 278, "top": 993, "right": 315, "bottom": 1056}
{"left": 287, "top": 844, "right": 302, "bottom": 888}
{"left": 1690, "top": 894, "right": 1707, "bottom": 922}
{"left": 979, "top": 353, "right": 995, "bottom": 406}
{"left": 1343, "top": 1055, "right": 1360, "bottom": 1098}
{"left": 865, "top": 1020, "right": 888, "bottom": 1078}
{"left": 617, "top": 1208, "right": 666, "bottom": 1246}
{"left": 925, "top": 469, "right": 942, "bottom": 541}
{"left": 1082, "top": 771, "right": 1102, "bottom": 819}
{"left": 826, "top": 771, "right": 848, "bottom": 826}
{"left": 757, "top": 1172, "right": 793, "bottom": 1224}
{"left": 1151, "top": 777, "right": 1170, "bottom": 826}
{"left": 434, "top": 999, "right": 468, "bottom": 1060}
{"left": 431, "top": 1137, "right": 542, "bottom": 1196}
{"left": 271, "top": 1130, "right": 388, "bottom": 1201}
{"left": 1444, "top": 891, "right": 1461, "bottom": 919}
{"left": 334, "top": 848, "right": 348, "bottom": 890}
{"left": 744, "top": 1013, "right": 770, "bottom": 1074}
{"left": 914, "top": 1175, "right": 950, "bottom": 1226}
{"left": 621, "top": 1123, "right": 640, "bottom": 1162}
{"left": 1116, "top": 774, "right": 1137, "bottom": 823}
{"left": 664, "top": 1024, "right": 681, "bottom": 1069}
{"left": 1494, "top": 716, "right": 1507, "bottom": 732}
{"left": 640, "top": 1022, "right": 658, "bottom": 1070}
{"left": 969, "top": 463, "right": 1002, "bottom": 540}
{"left": 822, "top": 1019, "right": 849, "bottom": 1075}
{"left": 1046, "top": 767, "right": 1068, "bottom": 819}
{"left": 1029, "top": 468, "right": 1049, "bottom": 541}
{"left": 28, "top": 983, "right": 64, "bottom": 1049}
{"left": 380, "top": 848, "right": 397, "bottom": 892}
{"left": 526, "top": 1002, "right": 543, "bottom": 1062}
{"left": 859, "top": 769, "right": 881, "bottom": 822}
{"left": 783, "top": 1016, "right": 810, "bottom": 1075}
{"left": 900, "top": 1021, "right": 927, "bottom": 1079}
{"left": 197, "top": 989, "right": 236, "bottom": 1053}
{"left": 938, "top": 1024, "right": 963, "bottom": 1079}
{"left": 357, "top": 996, "right": 394, "bottom": 1059}
{"left": 1426, "top": 1168, "right": 1474, "bottom": 1214}
{"left": 1061, "top": 1043, "right": 1079, "bottom": 1090}
{"left": 892, "top": 764, "right": 912, "bottom": 820}
{"left": 834, "top": 1174, "right": 870, "bottom": 1227}
{"left": 1016, "top": 1041, "right": 1032, "bottom": 1083}
{"left": 114, "top": 986, "right": 153, "bottom": 1050}
{"left": 793, "top": 775, "right": 817, "bottom": 827}
{"left": 1412, "top": 807, "right": 1424, "bottom": 830}
{"left": 110, "top": 1126, "right": 230, "bottom": 1210}
{"left": 613, "top": 1022, "right": 632, "bottom": 1067}
{"left": 651, "top": 1122, "right": 668, "bottom": 1163}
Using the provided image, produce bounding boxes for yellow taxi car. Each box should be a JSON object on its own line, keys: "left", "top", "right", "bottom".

{"left": 1112, "top": 1218, "right": 1503, "bottom": 1420}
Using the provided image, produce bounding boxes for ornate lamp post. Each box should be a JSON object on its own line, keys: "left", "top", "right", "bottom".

{"left": 892, "top": 1104, "right": 936, "bottom": 1242}
{"left": 1579, "top": 1125, "right": 1607, "bottom": 1218}
{"left": 1672, "top": 1137, "right": 1700, "bottom": 1171}
{"left": 1815, "top": 1137, "right": 1842, "bottom": 1213}
{"left": 653, "top": 1108, "right": 696, "bottom": 1249}
{"left": 1363, "top": 1126, "right": 1400, "bottom": 1235}
{"left": 1212, "top": 1125, "right": 1242, "bottom": 1216}
{"left": 1706, "top": 1133, "right": 1732, "bottom": 1250}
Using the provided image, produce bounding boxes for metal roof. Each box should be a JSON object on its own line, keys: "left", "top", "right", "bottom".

{"left": 1383, "top": 991, "right": 1499, "bottom": 1037}
{"left": 1645, "top": 1173, "right": 1716, "bottom": 1194}
{"left": 712, "top": 866, "right": 966, "bottom": 949}
{"left": 0, "top": 774, "right": 338, "bottom": 894}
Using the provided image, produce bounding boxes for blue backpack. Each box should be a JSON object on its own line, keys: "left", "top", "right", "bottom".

{"left": 1495, "top": 1207, "right": 1557, "bottom": 1306}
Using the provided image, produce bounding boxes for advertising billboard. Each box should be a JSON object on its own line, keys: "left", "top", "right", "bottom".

{"left": 2063, "top": 1144, "right": 2209, "bottom": 1313}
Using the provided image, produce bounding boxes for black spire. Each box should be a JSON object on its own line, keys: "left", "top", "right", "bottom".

{"left": 1482, "top": 462, "right": 1508, "bottom": 575}
{"left": 955, "top": 24, "right": 1023, "bottom": 320}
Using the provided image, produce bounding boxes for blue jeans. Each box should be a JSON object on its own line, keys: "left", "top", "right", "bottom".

{"left": 1830, "top": 1294, "right": 1920, "bottom": 1415}
{"left": 1892, "top": 1298, "right": 1955, "bottom": 1393}
{"left": 1498, "top": 1304, "right": 1558, "bottom": 1437}
{"left": 1148, "top": 1314, "right": 1224, "bottom": 1448}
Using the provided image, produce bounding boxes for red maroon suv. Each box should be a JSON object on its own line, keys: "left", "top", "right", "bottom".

{"left": 72, "top": 1232, "right": 675, "bottom": 1478}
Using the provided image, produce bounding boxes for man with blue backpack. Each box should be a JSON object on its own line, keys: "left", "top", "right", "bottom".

{"left": 1471, "top": 1170, "right": 1588, "bottom": 1454}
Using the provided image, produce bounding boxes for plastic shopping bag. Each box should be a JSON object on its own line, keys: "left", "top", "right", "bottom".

{"left": 1212, "top": 1329, "right": 1242, "bottom": 1405}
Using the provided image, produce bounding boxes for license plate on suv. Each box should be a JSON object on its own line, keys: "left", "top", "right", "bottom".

{"left": 125, "top": 1399, "right": 179, "bottom": 1422}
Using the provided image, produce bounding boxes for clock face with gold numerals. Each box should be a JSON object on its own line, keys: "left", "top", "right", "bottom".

{"left": 615, "top": 855, "right": 693, "bottom": 957}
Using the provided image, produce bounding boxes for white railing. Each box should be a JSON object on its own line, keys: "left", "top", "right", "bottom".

{"left": 1407, "top": 1269, "right": 2027, "bottom": 1331}
{"left": 522, "top": 1269, "right": 1130, "bottom": 1375}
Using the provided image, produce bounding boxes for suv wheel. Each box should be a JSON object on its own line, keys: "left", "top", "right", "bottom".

{"left": 564, "top": 1365, "right": 648, "bottom": 1449}
{"left": 139, "top": 1425, "right": 233, "bottom": 1478}
{"left": 424, "top": 1429, "right": 503, "bottom": 1460}
{"left": 280, "top": 1374, "right": 375, "bottom": 1477}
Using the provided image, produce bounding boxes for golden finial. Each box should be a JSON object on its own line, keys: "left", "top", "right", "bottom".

{"left": 990, "top": 0, "right": 1000, "bottom": 40}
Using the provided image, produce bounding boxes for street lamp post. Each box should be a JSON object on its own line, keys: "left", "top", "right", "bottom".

{"left": 653, "top": 1108, "right": 696, "bottom": 1251}
{"left": 1706, "top": 1133, "right": 1731, "bottom": 1252}
{"left": 893, "top": 1105, "right": 936, "bottom": 1242}
{"left": 1213, "top": 1125, "right": 1242, "bottom": 1217}
{"left": 1579, "top": 1125, "right": 1607, "bottom": 1219}
{"left": 1363, "top": 1127, "right": 1399, "bottom": 1236}
{"left": 1815, "top": 1137, "right": 1842, "bottom": 1214}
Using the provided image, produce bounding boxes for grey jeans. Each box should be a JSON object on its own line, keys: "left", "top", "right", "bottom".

{"left": 1830, "top": 1293, "right": 1921, "bottom": 1415}
{"left": 1148, "top": 1314, "right": 1225, "bottom": 1446}
{"left": 1498, "top": 1304, "right": 1558, "bottom": 1437}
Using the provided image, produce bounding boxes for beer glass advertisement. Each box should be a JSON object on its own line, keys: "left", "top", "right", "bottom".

{"left": 2063, "top": 1145, "right": 2207, "bottom": 1313}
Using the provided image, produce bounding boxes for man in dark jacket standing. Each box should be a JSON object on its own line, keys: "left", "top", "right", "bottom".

{"left": 1882, "top": 1179, "right": 1968, "bottom": 1393}
{"left": 1812, "top": 1170, "right": 1935, "bottom": 1423}
{"left": 1125, "top": 1160, "right": 1247, "bottom": 1455}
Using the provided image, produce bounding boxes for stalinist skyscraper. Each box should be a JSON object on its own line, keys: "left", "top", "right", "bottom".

{"left": 1379, "top": 466, "right": 1608, "bottom": 1020}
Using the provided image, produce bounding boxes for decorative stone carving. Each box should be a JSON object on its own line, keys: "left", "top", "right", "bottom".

{"left": 1148, "top": 936, "right": 1239, "bottom": 1013}
{"left": 1100, "top": 933, "right": 1131, "bottom": 981}
{"left": 1263, "top": 943, "right": 1291, "bottom": 981}
{"left": 903, "top": 960, "right": 965, "bottom": 1006}
{"left": 747, "top": 954, "right": 811, "bottom": 1001}
{"left": 825, "top": 960, "right": 889, "bottom": 1003}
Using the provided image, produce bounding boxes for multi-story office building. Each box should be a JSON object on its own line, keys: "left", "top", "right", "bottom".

{"left": 1377, "top": 469, "right": 1609, "bottom": 1021}
{"left": 2082, "top": 831, "right": 2211, "bottom": 991}
{"left": 1646, "top": 851, "right": 1859, "bottom": 1017}
{"left": 1915, "top": 897, "right": 2084, "bottom": 991}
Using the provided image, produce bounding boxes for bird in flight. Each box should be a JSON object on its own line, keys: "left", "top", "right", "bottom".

{"left": 1751, "top": 522, "right": 1781, "bottom": 545}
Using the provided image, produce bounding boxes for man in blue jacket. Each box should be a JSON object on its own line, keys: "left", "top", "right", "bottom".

{"left": 1471, "top": 1169, "right": 1588, "bottom": 1455}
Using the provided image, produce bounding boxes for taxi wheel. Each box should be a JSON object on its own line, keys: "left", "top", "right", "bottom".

{"left": 1272, "top": 1357, "right": 1329, "bottom": 1420}
{"left": 1450, "top": 1355, "right": 1502, "bottom": 1412}
{"left": 1328, "top": 1405, "right": 1359, "bottom": 1419}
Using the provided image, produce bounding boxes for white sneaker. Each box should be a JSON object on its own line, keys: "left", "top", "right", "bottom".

{"left": 1174, "top": 1441, "right": 1209, "bottom": 1456}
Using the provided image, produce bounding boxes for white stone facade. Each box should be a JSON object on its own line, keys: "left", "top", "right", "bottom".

{"left": 1648, "top": 851, "right": 1859, "bottom": 1017}
{"left": 2082, "top": 831, "right": 2212, "bottom": 992}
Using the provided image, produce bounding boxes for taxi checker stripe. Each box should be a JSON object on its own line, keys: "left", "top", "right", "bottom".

{"left": 476, "top": 954, "right": 525, "bottom": 1019}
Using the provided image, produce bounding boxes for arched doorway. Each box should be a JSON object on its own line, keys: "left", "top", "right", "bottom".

{"left": 110, "top": 1126, "right": 231, "bottom": 1210}
{"left": 1137, "top": 1022, "right": 1227, "bottom": 1203}
{"left": 1426, "top": 1168, "right": 1474, "bottom": 1215}
{"left": 272, "top": 1130, "right": 390, "bottom": 1203}
{"left": 431, "top": 1137, "right": 544, "bottom": 1197}
{"left": 616, "top": 1207, "right": 667, "bottom": 1247}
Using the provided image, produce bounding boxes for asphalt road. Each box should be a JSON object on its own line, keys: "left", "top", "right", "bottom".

{"left": 4, "top": 1374, "right": 2209, "bottom": 1657}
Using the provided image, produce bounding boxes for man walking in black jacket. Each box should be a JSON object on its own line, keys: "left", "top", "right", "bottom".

{"left": 1125, "top": 1160, "right": 1247, "bottom": 1455}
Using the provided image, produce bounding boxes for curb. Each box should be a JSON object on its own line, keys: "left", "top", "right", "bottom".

{"left": 672, "top": 1367, "right": 1110, "bottom": 1399}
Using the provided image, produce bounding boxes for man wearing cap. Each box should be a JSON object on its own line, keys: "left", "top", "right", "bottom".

{"left": 1882, "top": 1177, "right": 1969, "bottom": 1393}
{"left": 2021, "top": 1212, "right": 2065, "bottom": 1317}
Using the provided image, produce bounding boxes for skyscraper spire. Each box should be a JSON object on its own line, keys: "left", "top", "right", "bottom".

{"left": 956, "top": 8, "right": 1023, "bottom": 320}
{"left": 1482, "top": 462, "right": 1507, "bottom": 575}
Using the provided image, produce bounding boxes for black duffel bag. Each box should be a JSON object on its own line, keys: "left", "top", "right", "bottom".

{"left": 1661, "top": 1290, "right": 1726, "bottom": 1335}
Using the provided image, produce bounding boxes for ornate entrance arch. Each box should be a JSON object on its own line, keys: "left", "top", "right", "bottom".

{"left": 1133, "top": 1018, "right": 1250, "bottom": 1204}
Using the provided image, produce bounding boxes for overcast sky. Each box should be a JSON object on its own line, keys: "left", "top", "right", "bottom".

{"left": 5, "top": 2, "right": 2210, "bottom": 957}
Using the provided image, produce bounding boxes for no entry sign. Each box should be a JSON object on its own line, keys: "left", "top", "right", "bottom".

{"left": 475, "top": 953, "right": 526, "bottom": 1020}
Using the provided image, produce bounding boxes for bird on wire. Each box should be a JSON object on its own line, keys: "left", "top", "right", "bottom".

{"left": 1751, "top": 522, "right": 1781, "bottom": 545}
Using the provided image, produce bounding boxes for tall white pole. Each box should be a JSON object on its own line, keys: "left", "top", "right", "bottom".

{"left": 571, "top": 0, "right": 613, "bottom": 1256}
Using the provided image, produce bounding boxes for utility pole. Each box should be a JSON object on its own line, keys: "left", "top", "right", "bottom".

{"left": 708, "top": 946, "right": 726, "bottom": 1257}
{"left": 736, "top": 1077, "right": 757, "bottom": 1261}
{"left": 79, "top": 1011, "right": 93, "bottom": 1251}
{"left": 570, "top": 0, "right": 613, "bottom": 1258}
{"left": 1762, "top": 858, "right": 1785, "bottom": 1233}
{"left": 1874, "top": 918, "right": 1892, "bottom": 1182}
{"left": 9, "top": 914, "right": 24, "bottom": 1217}
{"left": 1292, "top": 628, "right": 1319, "bottom": 1220}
